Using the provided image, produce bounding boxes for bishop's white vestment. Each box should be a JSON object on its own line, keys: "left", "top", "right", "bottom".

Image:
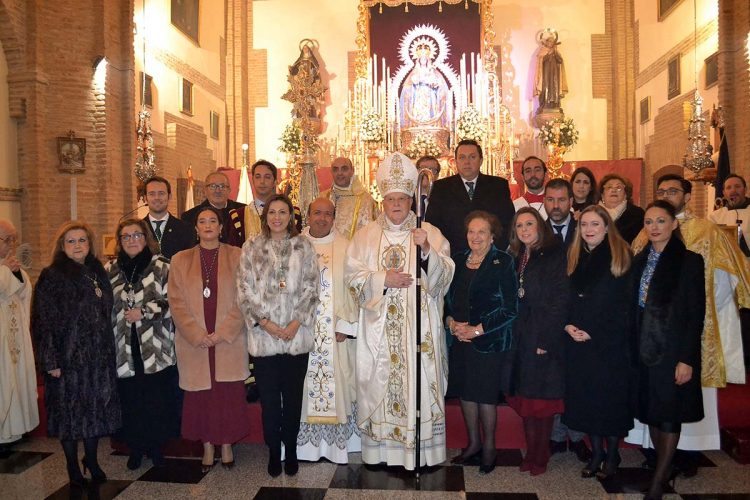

{"left": 0, "top": 266, "right": 39, "bottom": 443}
{"left": 297, "top": 228, "right": 361, "bottom": 463}
{"left": 345, "top": 213, "right": 454, "bottom": 470}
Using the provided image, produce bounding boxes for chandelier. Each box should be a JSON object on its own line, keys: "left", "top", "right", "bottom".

{"left": 682, "top": 0, "right": 712, "bottom": 173}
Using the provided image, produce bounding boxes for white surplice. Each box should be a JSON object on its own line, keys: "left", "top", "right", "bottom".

{"left": 0, "top": 266, "right": 39, "bottom": 443}
{"left": 345, "top": 213, "right": 454, "bottom": 470}
{"left": 297, "top": 228, "right": 361, "bottom": 463}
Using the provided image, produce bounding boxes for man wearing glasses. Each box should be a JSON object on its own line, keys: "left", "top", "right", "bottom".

{"left": 629, "top": 173, "right": 750, "bottom": 477}
{"left": 142, "top": 176, "right": 194, "bottom": 259}
{"left": 182, "top": 171, "right": 245, "bottom": 244}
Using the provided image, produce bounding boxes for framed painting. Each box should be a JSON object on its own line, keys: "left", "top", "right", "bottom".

{"left": 667, "top": 54, "right": 680, "bottom": 100}
{"left": 640, "top": 96, "right": 651, "bottom": 124}
{"left": 658, "top": 0, "right": 683, "bottom": 21}
{"left": 705, "top": 52, "right": 718, "bottom": 89}
{"left": 210, "top": 110, "right": 220, "bottom": 140}
{"left": 180, "top": 78, "right": 194, "bottom": 116}
{"left": 57, "top": 131, "right": 86, "bottom": 173}
{"left": 139, "top": 72, "right": 153, "bottom": 108}
{"left": 171, "top": 0, "right": 199, "bottom": 44}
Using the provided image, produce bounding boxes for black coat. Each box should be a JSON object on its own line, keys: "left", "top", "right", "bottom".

{"left": 509, "top": 241, "right": 569, "bottom": 400}
{"left": 546, "top": 214, "right": 576, "bottom": 249}
{"left": 562, "top": 243, "right": 634, "bottom": 436}
{"left": 181, "top": 198, "right": 246, "bottom": 245}
{"left": 32, "top": 254, "right": 121, "bottom": 439}
{"left": 142, "top": 214, "right": 194, "bottom": 259}
{"left": 615, "top": 203, "right": 645, "bottom": 244}
{"left": 632, "top": 236, "right": 705, "bottom": 424}
{"left": 444, "top": 246, "right": 518, "bottom": 353}
{"left": 425, "top": 173, "right": 515, "bottom": 253}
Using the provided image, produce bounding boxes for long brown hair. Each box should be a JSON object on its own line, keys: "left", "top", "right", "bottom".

{"left": 507, "top": 207, "right": 555, "bottom": 257}
{"left": 114, "top": 218, "right": 159, "bottom": 255}
{"left": 566, "top": 205, "right": 632, "bottom": 277}
{"left": 261, "top": 194, "right": 299, "bottom": 239}
{"left": 50, "top": 220, "right": 97, "bottom": 263}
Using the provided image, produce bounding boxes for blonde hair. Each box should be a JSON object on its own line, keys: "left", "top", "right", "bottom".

{"left": 566, "top": 205, "right": 632, "bottom": 277}
{"left": 50, "top": 220, "right": 97, "bottom": 263}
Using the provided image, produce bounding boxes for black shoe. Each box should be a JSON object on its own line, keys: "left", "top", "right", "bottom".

{"left": 126, "top": 452, "right": 143, "bottom": 470}
{"left": 66, "top": 462, "right": 87, "bottom": 489}
{"left": 150, "top": 449, "right": 166, "bottom": 468}
{"left": 595, "top": 454, "right": 621, "bottom": 480}
{"left": 581, "top": 453, "right": 605, "bottom": 478}
{"left": 549, "top": 440, "right": 567, "bottom": 455}
{"left": 81, "top": 456, "right": 107, "bottom": 483}
{"left": 450, "top": 447, "right": 482, "bottom": 465}
{"left": 569, "top": 440, "right": 592, "bottom": 463}
{"left": 268, "top": 450, "right": 282, "bottom": 477}
{"left": 478, "top": 450, "right": 497, "bottom": 475}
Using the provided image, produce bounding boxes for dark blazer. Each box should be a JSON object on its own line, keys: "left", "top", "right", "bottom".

{"left": 615, "top": 203, "right": 645, "bottom": 244}
{"left": 546, "top": 213, "right": 576, "bottom": 249}
{"left": 510, "top": 241, "right": 570, "bottom": 400}
{"left": 143, "top": 214, "right": 194, "bottom": 260}
{"left": 563, "top": 243, "right": 634, "bottom": 436}
{"left": 444, "top": 246, "right": 518, "bottom": 353}
{"left": 425, "top": 173, "right": 515, "bottom": 253}
{"left": 181, "top": 199, "right": 246, "bottom": 245}
{"left": 632, "top": 236, "right": 705, "bottom": 424}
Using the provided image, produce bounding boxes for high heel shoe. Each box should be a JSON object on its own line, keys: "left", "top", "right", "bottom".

{"left": 66, "top": 463, "right": 87, "bottom": 489}
{"left": 478, "top": 450, "right": 497, "bottom": 475}
{"left": 595, "top": 454, "right": 621, "bottom": 480}
{"left": 581, "top": 453, "right": 605, "bottom": 478}
{"left": 81, "top": 456, "right": 107, "bottom": 483}
{"left": 220, "top": 445, "right": 235, "bottom": 470}
{"left": 201, "top": 445, "right": 216, "bottom": 474}
{"left": 450, "top": 447, "right": 482, "bottom": 465}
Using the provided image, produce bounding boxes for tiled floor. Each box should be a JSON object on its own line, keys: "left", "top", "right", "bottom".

{"left": 1, "top": 437, "right": 749, "bottom": 499}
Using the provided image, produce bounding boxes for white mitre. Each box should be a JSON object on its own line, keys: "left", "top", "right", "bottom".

{"left": 376, "top": 152, "right": 418, "bottom": 197}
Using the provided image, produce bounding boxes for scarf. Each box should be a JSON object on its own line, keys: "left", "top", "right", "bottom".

{"left": 600, "top": 199, "right": 627, "bottom": 222}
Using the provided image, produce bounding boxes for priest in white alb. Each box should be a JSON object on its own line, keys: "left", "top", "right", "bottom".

{"left": 345, "top": 152, "right": 454, "bottom": 470}
{"left": 321, "top": 157, "right": 379, "bottom": 240}
{"left": 0, "top": 220, "right": 39, "bottom": 449}
{"left": 297, "top": 197, "right": 361, "bottom": 463}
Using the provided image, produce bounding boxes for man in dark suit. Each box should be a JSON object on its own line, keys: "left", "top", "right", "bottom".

{"left": 142, "top": 176, "right": 194, "bottom": 259}
{"left": 543, "top": 178, "right": 576, "bottom": 249}
{"left": 542, "top": 177, "right": 592, "bottom": 462}
{"left": 181, "top": 171, "right": 245, "bottom": 244}
{"left": 425, "top": 139, "right": 515, "bottom": 252}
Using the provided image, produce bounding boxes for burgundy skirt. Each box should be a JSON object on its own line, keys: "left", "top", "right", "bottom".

{"left": 506, "top": 395, "right": 564, "bottom": 418}
{"left": 181, "top": 347, "right": 248, "bottom": 444}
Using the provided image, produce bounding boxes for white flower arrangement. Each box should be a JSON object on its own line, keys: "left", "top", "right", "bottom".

{"left": 278, "top": 124, "right": 302, "bottom": 154}
{"left": 406, "top": 131, "right": 442, "bottom": 159}
{"left": 539, "top": 117, "right": 579, "bottom": 149}
{"left": 455, "top": 104, "right": 487, "bottom": 143}
{"left": 360, "top": 109, "right": 384, "bottom": 143}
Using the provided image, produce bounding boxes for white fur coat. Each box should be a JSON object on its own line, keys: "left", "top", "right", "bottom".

{"left": 236, "top": 234, "right": 320, "bottom": 357}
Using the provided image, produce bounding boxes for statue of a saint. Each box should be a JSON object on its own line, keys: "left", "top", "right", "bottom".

{"left": 534, "top": 30, "right": 568, "bottom": 113}
{"left": 399, "top": 45, "right": 449, "bottom": 129}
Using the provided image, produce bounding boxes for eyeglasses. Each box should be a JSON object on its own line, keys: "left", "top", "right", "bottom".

{"left": 65, "top": 237, "right": 88, "bottom": 245}
{"left": 120, "top": 233, "right": 145, "bottom": 242}
{"left": 604, "top": 185, "right": 624, "bottom": 192}
{"left": 207, "top": 183, "right": 229, "bottom": 191}
{"left": 655, "top": 188, "right": 684, "bottom": 197}
{"left": 0, "top": 235, "right": 17, "bottom": 243}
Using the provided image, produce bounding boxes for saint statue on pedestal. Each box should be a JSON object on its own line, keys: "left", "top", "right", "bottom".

{"left": 534, "top": 29, "right": 568, "bottom": 114}
{"left": 400, "top": 42, "right": 449, "bottom": 130}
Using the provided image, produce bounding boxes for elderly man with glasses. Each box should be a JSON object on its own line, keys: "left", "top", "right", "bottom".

{"left": 182, "top": 171, "right": 246, "bottom": 244}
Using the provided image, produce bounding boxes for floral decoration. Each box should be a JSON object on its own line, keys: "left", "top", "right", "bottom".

{"left": 405, "top": 131, "right": 442, "bottom": 159}
{"left": 360, "top": 109, "right": 384, "bottom": 143}
{"left": 455, "top": 104, "right": 487, "bottom": 143}
{"left": 539, "top": 117, "right": 579, "bottom": 149}
{"left": 278, "top": 123, "right": 302, "bottom": 154}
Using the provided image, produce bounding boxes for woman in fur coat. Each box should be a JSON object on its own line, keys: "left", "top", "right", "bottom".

{"left": 105, "top": 218, "right": 178, "bottom": 470}
{"left": 33, "top": 221, "right": 121, "bottom": 487}
{"left": 633, "top": 200, "right": 705, "bottom": 500}
{"left": 237, "top": 194, "right": 319, "bottom": 478}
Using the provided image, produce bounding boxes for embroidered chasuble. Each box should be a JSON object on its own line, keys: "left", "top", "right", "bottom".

{"left": 344, "top": 213, "right": 454, "bottom": 470}
{"left": 297, "top": 228, "right": 361, "bottom": 463}
{"left": 0, "top": 267, "right": 39, "bottom": 443}
{"left": 322, "top": 177, "right": 379, "bottom": 240}
{"left": 633, "top": 213, "right": 750, "bottom": 387}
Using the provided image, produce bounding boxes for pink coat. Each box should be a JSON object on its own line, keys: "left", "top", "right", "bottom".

{"left": 169, "top": 244, "right": 248, "bottom": 391}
